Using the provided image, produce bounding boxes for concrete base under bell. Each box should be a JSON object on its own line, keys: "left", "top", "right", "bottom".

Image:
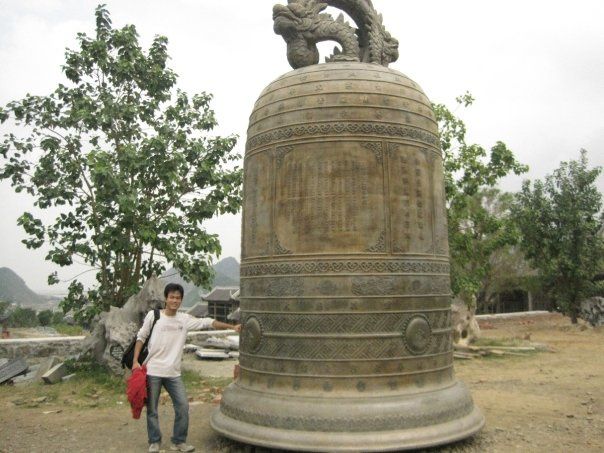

{"left": 211, "top": 381, "right": 484, "bottom": 452}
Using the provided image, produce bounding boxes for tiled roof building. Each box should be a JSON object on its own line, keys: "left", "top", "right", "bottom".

{"left": 202, "top": 287, "right": 239, "bottom": 323}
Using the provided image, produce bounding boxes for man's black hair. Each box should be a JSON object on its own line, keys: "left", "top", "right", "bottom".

{"left": 164, "top": 283, "right": 184, "bottom": 299}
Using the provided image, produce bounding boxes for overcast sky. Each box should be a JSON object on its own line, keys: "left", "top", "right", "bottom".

{"left": 1, "top": 0, "right": 603, "bottom": 293}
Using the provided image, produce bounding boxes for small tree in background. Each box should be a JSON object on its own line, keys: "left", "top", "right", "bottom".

{"left": 51, "top": 311, "right": 65, "bottom": 325}
{"left": 433, "top": 94, "right": 528, "bottom": 307}
{"left": 0, "top": 300, "right": 9, "bottom": 318}
{"left": 37, "top": 309, "right": 53, "bottom": 326}
{"left": 512, "top": 150, "right": 604, "bottom": 323}
{"left": 0, "top": 6, "right": 242, "bottom": 322}
{"left": 8, "top": 307, "right": 39, "bottom": 327}
{"left": 453, "top": 188, "right": 526, "bottom": 312}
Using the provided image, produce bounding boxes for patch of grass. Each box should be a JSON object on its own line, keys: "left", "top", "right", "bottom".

{"left": 181, "top": 368, "right": 233, "bottom": 390}
{"left": 0, "top": 381, "right": 60, "bottom": 407}
{"left": 182, "top": 368, "right": 204, "bottom": 387}
{"left": 0, "top": 360, "right": 127, "bottom": 410}
{"left": 52, "top": 323, "right": 85, "bottom": 336}
{"left": 199, "top": 376, "right": 234, "bottom": 389}
{"left": 66, "top": 361, "right": 125, "bottom": 395}
{"left": 0, "top": 374, "right": 126, "bottom": 410}
{"left": 182, "top": 369, "right": 233, "bottom": 402}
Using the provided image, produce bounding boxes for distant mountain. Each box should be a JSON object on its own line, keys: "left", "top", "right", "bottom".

{"left": 212, "top": 256, "right": 240, "bottom": 283}
{"left": 160, "top": 257, "right": 240, "bottom": 307}
{"left": 0, "top": 267, "right": 47, "bottom": 307}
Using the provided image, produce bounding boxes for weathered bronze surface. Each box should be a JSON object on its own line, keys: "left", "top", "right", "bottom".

{"left": 211, "top": 1, "right": 484, "bottom": 451}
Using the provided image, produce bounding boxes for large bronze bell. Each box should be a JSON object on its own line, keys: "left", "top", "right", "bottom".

{"left": 211, "top": 1, "right": 484, "bottom": 450}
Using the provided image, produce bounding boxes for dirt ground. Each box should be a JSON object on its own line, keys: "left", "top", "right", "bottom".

{"left": 0, "top": 312, "right": 602, "bottom": 453}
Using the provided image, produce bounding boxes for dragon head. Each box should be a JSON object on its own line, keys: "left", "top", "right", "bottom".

{"left": 381, "top": 30, "right": 399, "bottom": 65}
{"left": 273, "top": 1, "right": 328, "bottom": 39}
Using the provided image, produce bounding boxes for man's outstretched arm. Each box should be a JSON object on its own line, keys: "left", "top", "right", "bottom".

{"left": 212, "top": 320, "right": 241, "bottom": 332}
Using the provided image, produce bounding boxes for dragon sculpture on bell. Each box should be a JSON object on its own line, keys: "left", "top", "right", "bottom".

{"left": 273, "top": 0, "right": 399, "bottom": 69}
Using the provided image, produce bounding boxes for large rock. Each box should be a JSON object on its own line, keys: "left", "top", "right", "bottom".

{"left": 580, "top": 297, "right": 604, "bottom": 327}
{"left": 0, "top": 357, "right": 28, "bottom": 384}
{"left": 451, "top": 298, "right": 481, "bottom": 345}
{"left": 80, "top": 275, "right": 165, "bottom": 374}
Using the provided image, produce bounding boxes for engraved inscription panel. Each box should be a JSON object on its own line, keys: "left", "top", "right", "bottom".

{"left": 389, "top": 145, "right": 435, "bottom": 254}
{"left": 274, "top": 141, "right": 385, "bottom": 254}
{"left": 242, "top": 152, "right": 272, "bottom": 257}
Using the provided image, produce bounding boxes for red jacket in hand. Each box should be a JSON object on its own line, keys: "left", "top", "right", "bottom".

{"left": 126, "top": 365, "right": 147, "bottom": 419}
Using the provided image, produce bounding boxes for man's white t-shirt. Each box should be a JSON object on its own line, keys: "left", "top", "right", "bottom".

{"left": 137, "top": 310, "right": 214, "bottom": 378}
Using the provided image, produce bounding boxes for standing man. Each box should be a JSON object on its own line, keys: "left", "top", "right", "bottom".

{"left": 133, "top": 282, "right": 241, "bottom": 453}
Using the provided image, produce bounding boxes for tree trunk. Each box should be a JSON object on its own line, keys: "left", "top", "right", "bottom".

{"left": 570, "top": 301, "right": 579, "bottom": 324}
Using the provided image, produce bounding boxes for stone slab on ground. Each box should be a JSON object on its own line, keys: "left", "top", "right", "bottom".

{"left": 183, "top": 343, "right": 199, "bottom": 353}
{"left": 476, "top": 310, "right": 550, "bottom": 321}
{"left": 12, "top": 364, "right": 40, "bottom": 384}
{"left": 34, "top": 356, "right": 61, "bottom": 382}
{"left": 42, "top": 362, "right": 67, "bottom": 384}
{"left": 201, "top": 337, "right": 233, "bottom": 350}
{"left": 195, "top": 349, "right": 230, "bottom": 360}
{"left": 0, "top": 357, "right": 29, "bottom": 384}
{"left": 476, "top": 311, "right": 567, "bottom": 330}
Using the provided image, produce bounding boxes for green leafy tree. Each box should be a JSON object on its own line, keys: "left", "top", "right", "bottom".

{"left": 9, "top": 307, "right": 39, "bottom": 327}
{"left": 512, "top": 150, "right": 604, "bottom": 323}
{"left": 37, "top": 309, "right": 53, "bottom": 326}
{"left": 0, "top": 300, "right": 9, "bottom": 318}
{"left": 0, "top": 6, "right": 242, "bottom": 322}
{"left": 51, "top": 311, "right": 65, "bottom": 325}
{"left": 433, "top": 93, "right": 528, "bottom": 306}
{"left": 453, "top": 188, "right": 525, "bottom": 311}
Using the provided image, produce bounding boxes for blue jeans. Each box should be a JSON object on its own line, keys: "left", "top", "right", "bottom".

{"left": 146, "top": 375, "right": 189, "bottom": 445}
